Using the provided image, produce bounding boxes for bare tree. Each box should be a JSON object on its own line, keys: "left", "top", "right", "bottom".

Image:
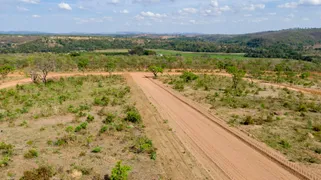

{"left": 29, "top": 71, "right": 41, "bottom": 83}
{"left": 33, "top": 56, "right": 56, "bottom": 84}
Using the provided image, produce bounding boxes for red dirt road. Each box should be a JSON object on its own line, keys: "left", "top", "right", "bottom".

{"left": 130, "top": 73, "right": 302, "bottom": 180}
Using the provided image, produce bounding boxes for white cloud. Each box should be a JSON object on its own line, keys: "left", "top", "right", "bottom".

{"left": 302, "top": 17, "right": 310, "bottom": 20}
{"left": 278, "top": 0, "right": 321, "bottom": 8}
{"left": 74, "top": 16, "right": 112, "bottom": 24}
{"left": 135, "top": 11, "right": 167, "bottom": 22}
{"left": 58, "top": 2, "right": 72, "bottom": 11}
{"left": 109, "top": 0, "right": 120, "bottom": 4}
{"left": 251, "top": 17, "right": 268, "bottom": 23}
{"left": 133, "top": 0, "right": 160, "bottom": 4}
{"left": 243, "top": 4, "right": 265, "bottom": 11}
{"left": 268, "top": 12, "right": 277, "bottom": 16}
{"left": 17, "top": 6, "right": 29, "bottom": 11}
{"left": 32, "top": 14, "right": 40, "bottom": 18}
{"left": 141, "top": 11, "right": 167, "bottom": 18}
{"left": 210, "top": 0, "right": 219, "bottom": 7}
{"left": 278, "top": 2, "right": 299, "bottom": 8}
{"left": 299, "top": 0, "right": 321, "bottom": 5}
{"left": 178, "top": 8, "right": 198, "bottom": 15}
{"left": 20, "top": 0, "right": 40, "bottom": 4}
{"left": 134, "top": 15, "right": 145, "bottom": 21}
{"left": 120, "top": 9, "right": 129, "bottom": 14}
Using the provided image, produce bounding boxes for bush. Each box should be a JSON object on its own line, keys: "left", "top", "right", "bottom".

{"left": 24, "top": 149, "right": 39, "bottom": 159}
{"left": 242, "top": 116, "right": 254, "bottom": 125}
{"left": 131, "top": 136, "right": 155, "bottom": 154}
{"left": 0, "top": 156, "right": 10, "bottom": 167}
{"left": 173, "top": 81, "right": 184, "bottom": 91}
{"left": 92, "top": 147, "right": 102, "bottom": 153}
{"left": 180, "top": 72, "right": 198, "bottom": 82}
{"left": 313, "top": 125, "right": 321, "bottom": 132}
{"left": 75, "top": 122, "right": 88, "bottom": 132}
{"left": 150, "top": 151, "right": 157, "bottom": 160}
{"left": 124, "top": 110, "right": 141, "bottom": 123}
{"left": 279, "top": 140, "right": 291, "bottom": 149}
{"left": 0, "top": 142, "right": 14, "bottom": 156}
{"left": 86, "top": 114, "right": 95, "bottom": 122}
{"left": 100, "top": 125, "right": 108, "bottom": 134}
{"left": 315, "top": 148, "right": 321, "bottom": 154}
{"left": 65, "top": 126, "right": 74, "bottom": 133}
{"left": 109, "top": 161, "right": 131, "bottom": 180}
{"left": 103, "top": 113, "right": 116, "bottom": 124}
{"left": 94, "top": 96, "right": 110, "bottom": 106}
{"left": 20, "top": 166, "right": 54, "bottom": 180}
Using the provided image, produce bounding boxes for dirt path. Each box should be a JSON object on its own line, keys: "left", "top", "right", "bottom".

{"left": 130, "top": 72, "right": 313, "bottom": 180}
{"left": 125, "top": 74, "right": 212, "bottom": 180}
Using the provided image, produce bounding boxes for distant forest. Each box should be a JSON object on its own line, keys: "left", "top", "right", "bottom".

{"left": 1, "top": 28, "right": 321, "bottom": 61}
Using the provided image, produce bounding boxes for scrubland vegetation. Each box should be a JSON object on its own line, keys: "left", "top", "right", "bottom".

{"left": 160, "top": 71, "right": 321, "bottom": 164}
{"left": 1, "top": 30, "right": 321, "bottom": 178}
{"left": 0, "top": 75, "right": 160, "bottom": 179}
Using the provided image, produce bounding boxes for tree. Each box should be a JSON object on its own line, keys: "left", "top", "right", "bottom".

{"left": 149, "top": 66, "right": 163, "bottom": 78}
{"left": 226, "top": 66, "right": 246, "bottom": 90}
{"left": 77, "top": 58, "right": 89, "bottom": 73}
{"left": 0, "top": 64, "right": 14, "bottom": 79}
{"left": 33, "top": 56, "right": 56, "bottom": 84}
{"left": 105, "top": 60, "right": 116, "bottom": 75}
{"left": 128, "top": 46, "right": 145, "bottom": 56}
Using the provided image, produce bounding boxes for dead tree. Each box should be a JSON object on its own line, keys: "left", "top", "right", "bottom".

{"left": 34, "top": 56, "right": 56, "bottom": 84}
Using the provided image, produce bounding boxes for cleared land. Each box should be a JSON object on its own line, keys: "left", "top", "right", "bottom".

{"left": 0, "top": 75, "right": 163, "bottom": 179}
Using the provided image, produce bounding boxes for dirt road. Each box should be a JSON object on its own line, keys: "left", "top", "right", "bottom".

{"left": 0, "top": 72, "right": 318, "bottom": 179}
{"left": 130, "top": 73, "right": 304, "bottom": 180}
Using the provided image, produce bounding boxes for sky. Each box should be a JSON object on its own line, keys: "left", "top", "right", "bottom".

{"left": 0, "top": 0, "right": 321, "bottom": 34}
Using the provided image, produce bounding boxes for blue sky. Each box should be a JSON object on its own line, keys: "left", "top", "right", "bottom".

{"left": 1, "top": 0, "right": 321, "bottom": 34}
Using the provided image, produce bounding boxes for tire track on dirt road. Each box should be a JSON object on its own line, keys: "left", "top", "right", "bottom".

{"left": 130, "top": 72, "right": 318, "bottom": 180}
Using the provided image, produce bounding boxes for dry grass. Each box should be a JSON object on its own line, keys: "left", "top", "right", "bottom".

{"left": 0, "top": 75, "right": 162, "bottom": 179}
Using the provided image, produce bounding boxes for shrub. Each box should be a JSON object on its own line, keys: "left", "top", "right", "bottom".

{"left": 92, "top": 147, "right": 102, "bottom": 153}
{"left": 24, "top": 149, "right": 39, "bottom": 159}
{"left": 94, "top": 96, "right": 110, "bottom": 106}
{"left": 313, "top": 125, "right": 321, "bottom": 132}
{"left": 0, "top": 156, "right": 10, "bottom": 167}
{"left": 173, "top": 81, "right": 184, "bottom": 91}
{"left": 298, "top": 104, "right": 308, "bottom": 112}
{"left": 65, "top": 126, "right": 74, "bottom": 133}
{"left": 242, "top": 116, "right": 254, "bottom": 125}
{"left": 109, "top": 161, "right": 131, "bottom": 180}
{"left": 86, "top": 114, "right": 95, "bottom": 122}
{"left": 103, "top": 113, "right": 115, "bottom": 124}
{"left": 74, "top": 126, "right": 82, "bottom": 133}
{"left": 150, "top": 151, "right": 157, "bottom": 160}
{"left": 180, "top": 72, "right": 198, "bottom": 82}
{"left": 0, "top": 142, "right": 14, "bottom": 156}
{"left": 20, "top": 166, "right": 54, "bottom": 180}
{"left": 77, "top": 111, "right": 87, "bottom": 117}
{"left": 54, "top": 135, "right": 76, "bottom": 146}
{"left": 124, "top": 110, "right": 141, "bottom": 123}
{"left": 279, "top": 140, "right": 291, "bottom": 149}
{"left": 315, "top": 148, "right": 321, "bottom": 154}
{"left": 131, "top": 136, "right": 155, "bottom": 154}
{"left": 100, "top": 125, "right": 108, "bottom": 134}
{"left": 80, "top": 122, "right": 88, "bottom": 129}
